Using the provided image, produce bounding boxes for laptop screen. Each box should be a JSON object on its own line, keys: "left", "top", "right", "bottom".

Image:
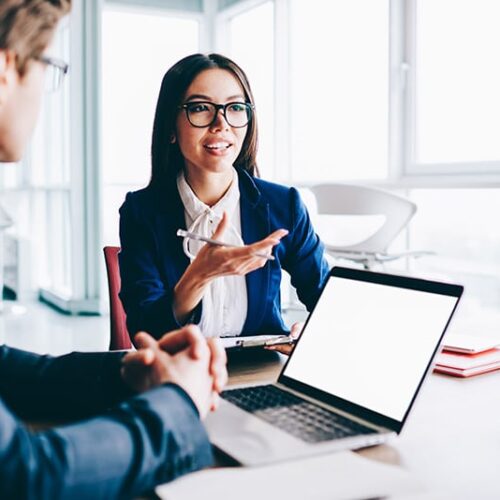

{"left": 282, "top": 269, "right": 461, "bottom": 424}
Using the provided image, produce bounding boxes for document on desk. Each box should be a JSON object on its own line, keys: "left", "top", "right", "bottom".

{"left": 156, "top": 451, "right": 424, "bottom": 500}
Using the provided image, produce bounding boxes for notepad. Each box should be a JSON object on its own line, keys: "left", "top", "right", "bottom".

{"left": 434, "top": 348, "right": 500, "bottom": 378}
{"left": 156, "top": 451, "right": 424, "bottom": 500}
{"left": 442, "top": 333, "right": 500, "bottom": 354}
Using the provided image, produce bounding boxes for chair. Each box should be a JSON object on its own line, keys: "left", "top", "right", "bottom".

{"left": 309, "top": 183, "right": 430, "bottom": 269}
{"left": 103, "top": 246, "right": 132, "bottom": 350}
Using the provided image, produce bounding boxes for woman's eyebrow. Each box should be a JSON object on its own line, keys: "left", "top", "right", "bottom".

{"left": 185, "top": 94, "right": 211, "bottom": 101}
{"left": 185, "top": 93, "right": 246, "bottom": 102}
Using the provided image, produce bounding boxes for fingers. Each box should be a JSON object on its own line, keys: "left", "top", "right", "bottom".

{"left": 207, "top": 338, "right": 228, "bottom": 393}
{"left": 290, "top": 321, "right": 304, "bottom": 339}
{"left": 158, "top": 325, "right": 204, "bottom": 358}
{"left": 265, "top": 343, "right": 294, "bottom": 355}
{"left": 129, "top": 332, "right": 158, "bottom": 365}
{"left": 122, "top": 348, "right": 155, "bottom": 367}
{"left": 134, "top": 331, "right": 158, "bottom": 350}
{"left": 247, "top": 228, "right": 289, "bottom": 256}
{"left": 211, "top": 211, "right": 229, "bottom": 240}
{"left": 267, "top": 228, "right": 289, "bottom": 241}
{"left": 210, "top": 391, "right": 221, "bottom": 412}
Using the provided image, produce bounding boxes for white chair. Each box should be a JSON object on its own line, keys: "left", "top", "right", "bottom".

{"left": 309, "top": 183, "right": 431, "bottom": 269}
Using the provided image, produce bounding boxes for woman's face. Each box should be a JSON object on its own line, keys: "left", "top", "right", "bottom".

{"left": 175, "top": 68, "right": 249, "bottom": 179}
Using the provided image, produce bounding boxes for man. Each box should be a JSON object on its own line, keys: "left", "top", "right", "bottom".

{"left": 0, "top": 1, "right": 227, "bottom": 498}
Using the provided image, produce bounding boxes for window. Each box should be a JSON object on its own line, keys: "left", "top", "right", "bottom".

{"left": 408, "top": 188, "right": 500, "bottom": 307}
{"left": 227, "top": 1, "right": 275, "bottom": 177}
{"left": 289, "top": 0, "right": 389, "bottom": 182}
{"left": 408, "top": 0, "right": 500, "bottom": 173}
{"left": 27, "top": 20, "right": 72, "bottom": 297}
{"left": 101, "top": 6, "right": 200, "bottom": 247}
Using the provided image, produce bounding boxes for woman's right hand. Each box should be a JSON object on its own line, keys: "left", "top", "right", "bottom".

{"left": 173, "top": 212, "right": 288, "bottom": 323}
{"left": 191, "top": 212, "right": 288, "bottom": 280}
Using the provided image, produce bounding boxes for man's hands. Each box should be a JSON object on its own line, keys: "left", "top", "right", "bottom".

{"left": 121, "top": 325, "right": 227, "bottom": 419}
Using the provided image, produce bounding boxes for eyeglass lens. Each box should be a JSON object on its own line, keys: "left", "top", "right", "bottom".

{"left": 186, "top": 102, "right": 251, "bottom": 128}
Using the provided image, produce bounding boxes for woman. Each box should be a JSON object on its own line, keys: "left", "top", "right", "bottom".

{"left": 119, "top": 53, "right": 329, "bottom": 349}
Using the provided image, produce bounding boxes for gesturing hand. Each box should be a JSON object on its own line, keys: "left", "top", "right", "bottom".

{"left": 173, "top": 212, "right": 288, "bottom": 324}
{"left": 191, "top": 212, "right": 289, "bottom": 280}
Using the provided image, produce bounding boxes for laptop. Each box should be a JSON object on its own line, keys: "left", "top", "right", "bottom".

{"left": 205, "top": 266, "right": 463, "bottom": 465}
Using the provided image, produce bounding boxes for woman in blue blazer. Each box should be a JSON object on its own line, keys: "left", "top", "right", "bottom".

{"left": 119, "top": 53, "right": 329, "bottom": 345}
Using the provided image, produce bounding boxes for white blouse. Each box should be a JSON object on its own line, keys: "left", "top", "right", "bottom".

{"left": 177, "top": 170, "right": 248, "bottom": 338}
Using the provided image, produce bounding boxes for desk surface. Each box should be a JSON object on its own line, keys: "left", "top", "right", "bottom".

{"left": 225, "top": 350, "right": 500, "bottom": 499}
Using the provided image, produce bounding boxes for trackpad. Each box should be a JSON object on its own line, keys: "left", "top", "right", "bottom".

{"left": 205, "top": 400, "right": 305, "bottom": 465}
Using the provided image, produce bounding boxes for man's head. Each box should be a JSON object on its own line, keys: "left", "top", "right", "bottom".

{"left": 0, "top": 0, "right": 70, "bottom": 162}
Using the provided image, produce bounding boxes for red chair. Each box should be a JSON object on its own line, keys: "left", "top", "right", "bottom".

{"left": 103, "top": 246, "right": 132, "bottom": 350}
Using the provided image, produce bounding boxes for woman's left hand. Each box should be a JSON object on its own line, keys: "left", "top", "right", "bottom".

{"left": 265, "top": 321, "right": 304, "bottom": 355}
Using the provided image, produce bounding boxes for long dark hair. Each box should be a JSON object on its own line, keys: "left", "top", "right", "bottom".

{"left": 149, "top": 53, "right": 259, "bottom": 189}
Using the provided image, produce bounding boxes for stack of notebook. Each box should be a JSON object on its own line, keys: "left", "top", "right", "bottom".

{"left": 434, "top": 334, "right": 500, "bottom": 378}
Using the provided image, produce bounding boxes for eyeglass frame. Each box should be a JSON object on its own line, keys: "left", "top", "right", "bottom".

{"left": 34, "top": 55, "right": 69, "bottom": 90}
{"left": 178, "top": 101, "right": 255, "bottom": 128}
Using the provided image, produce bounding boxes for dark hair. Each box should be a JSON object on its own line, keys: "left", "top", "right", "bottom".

{"left": 0, "top": 0, "right": 71, "bottom": 75}
{"left": 149, "top": 53, "right": 259, "bottom": 189}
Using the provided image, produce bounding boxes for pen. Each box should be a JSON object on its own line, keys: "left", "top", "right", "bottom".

{"left": 177, "top": 229, "right": 275, "bottom": 260}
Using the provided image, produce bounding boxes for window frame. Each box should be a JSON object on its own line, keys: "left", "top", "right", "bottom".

{"left": 402, "top": 0, "right": 500, "bottom": 184}
{"left": 217, "top": 0, "right": 500, "bottom": 187}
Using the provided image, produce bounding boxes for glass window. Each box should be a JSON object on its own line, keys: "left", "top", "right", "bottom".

{"left": 27, "top": 20, "right": 72, "bottom": 296}
{"left": 228, "top": 1, "right": 275, "bottom": 177}
{"left": 408, "top": 188, "right": 500, "bottom": 308}
{"left": 414, "top": 0, "right": 500, "bottom": 164}
{"left": 290, "top": 0, "right": 389, "bottom": 182}
{"left": 101, "top": 6, "right": 199, "bottom": 246}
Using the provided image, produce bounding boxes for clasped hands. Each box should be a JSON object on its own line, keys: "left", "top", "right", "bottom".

{"left": 121, "top": 325, "right": 227, "bottom": 419}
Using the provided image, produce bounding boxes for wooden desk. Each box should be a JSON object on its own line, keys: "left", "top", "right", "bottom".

{"left": 225, "top": 350, "right": 500, "bottom": 498}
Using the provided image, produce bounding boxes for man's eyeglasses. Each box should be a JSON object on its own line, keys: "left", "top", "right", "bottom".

{"left": 35, "top": 55, "right": 69, "bottom": 92}
{"left": 179, "top": 101, "right": 254, "bottom": 128}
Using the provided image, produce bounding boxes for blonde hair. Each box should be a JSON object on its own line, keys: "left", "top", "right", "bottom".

{"left": 0, "top": 0, "right": 71, "bottom": 74}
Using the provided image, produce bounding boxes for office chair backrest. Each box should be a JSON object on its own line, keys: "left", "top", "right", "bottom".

{"left": 103, "top": 246, "right": 132, "bottom": 350}
{"left": 309, "top": 183, "right": 417, "bottom": 254}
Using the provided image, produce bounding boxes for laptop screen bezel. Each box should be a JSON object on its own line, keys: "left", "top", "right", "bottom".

{"left": 278, "top": 266, "right": 463, "bottom": 433}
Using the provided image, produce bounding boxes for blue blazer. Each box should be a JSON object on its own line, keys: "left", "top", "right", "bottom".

{"left": 119, "top": 168, "right": 330, "bottom": 339}
{"left": 0, "top": 345, "right": 212, "bottom": 499}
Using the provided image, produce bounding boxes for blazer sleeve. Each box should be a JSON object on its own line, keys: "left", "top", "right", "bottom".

{"left": 119, "top": 193, "right": 195, "bottom": 340}
{"left": 281, "top": 187, "right": 330, "bottom": 311}
{"left": 0, "top": 346, "right": 213, "bottom": 498}
{"left": 0, "top": 345, "right": 132, "bottom": 420}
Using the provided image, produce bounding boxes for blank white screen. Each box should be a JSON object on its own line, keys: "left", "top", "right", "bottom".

{"left": 284, "top": 277, "right": 458, "bottom": 421}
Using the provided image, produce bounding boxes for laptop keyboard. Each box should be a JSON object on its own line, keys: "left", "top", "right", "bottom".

{"left": 222, "top": 385, "right": 377, "bottom": 444}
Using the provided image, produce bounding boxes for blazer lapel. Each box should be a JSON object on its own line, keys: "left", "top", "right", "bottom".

{"left": 239, "top": 172, "right": 271, "bottom": 335}
{"left": 153, "top": 184, "right": 191, "bottom": 288}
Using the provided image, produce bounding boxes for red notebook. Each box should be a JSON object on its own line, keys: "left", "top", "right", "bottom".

{"left": 434, "top": 348, "right": 500, "bottom": 378}
{"left": 442, "top": 334, "right": 500, "bottom": 354}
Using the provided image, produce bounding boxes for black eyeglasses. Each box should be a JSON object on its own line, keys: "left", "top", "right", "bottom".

{"left": 179, "top": 101, "right": 254, "bottom": 128}
{"left": 34, "top": 55, "right": 69, "bottom": 92}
